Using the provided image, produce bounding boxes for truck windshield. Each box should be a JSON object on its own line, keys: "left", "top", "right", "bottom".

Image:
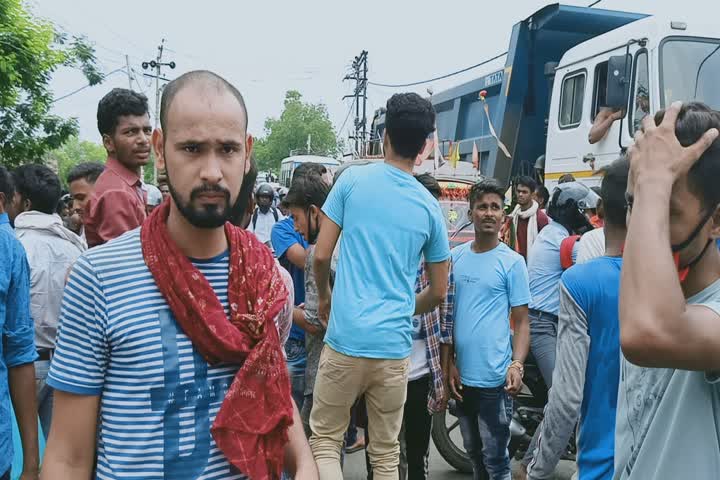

{"left": 662, "top": 38, "right": 720, "bottom": 110}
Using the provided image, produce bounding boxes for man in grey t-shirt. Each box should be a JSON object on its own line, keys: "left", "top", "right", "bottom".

{"left": 617, "top": 102, "right": 720, "bottom": 479}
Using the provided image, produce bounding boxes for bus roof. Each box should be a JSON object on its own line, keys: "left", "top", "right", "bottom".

{"left": 280, "top": 155, "right": 340, "bottom": 166}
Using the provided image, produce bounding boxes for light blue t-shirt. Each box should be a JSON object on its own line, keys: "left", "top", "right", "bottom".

{"left": 527, "top": 221, "right": 578, "bottom": 315}
{"left": 452, "top": 242, "right": 530, "bottom": 388}
{"left": 322, "top": 162, "right": 450, "bottom": 359}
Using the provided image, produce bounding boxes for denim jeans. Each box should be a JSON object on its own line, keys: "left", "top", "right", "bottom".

{"left": 528, "top": 310, "right": 558, "bottom": 388}
{"left": 458, "top": 385, "right": 513, "bottom": 480}
{"left": 35, "top": 360, "right": 53, "bottom": 439}
{"left": 285, "top": 337, "right": 307, "bottom": 411}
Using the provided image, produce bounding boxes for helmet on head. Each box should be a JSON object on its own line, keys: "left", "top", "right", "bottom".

{"left": 547, "top": 182, "right": 599, "bottom": 233}
{"left": 255, "top": 183, "right": 275, "bottom": 199}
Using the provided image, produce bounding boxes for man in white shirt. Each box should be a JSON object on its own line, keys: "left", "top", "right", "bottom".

{"left": 9, "top": 164, "right": 85, "bottom": 438}
{"left": 248, "top": 182, "right": 284, "bottom": 245}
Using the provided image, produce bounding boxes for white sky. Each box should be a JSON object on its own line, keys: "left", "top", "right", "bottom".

{"left": 30, "top": 0, "right": 714, "bottom": 149}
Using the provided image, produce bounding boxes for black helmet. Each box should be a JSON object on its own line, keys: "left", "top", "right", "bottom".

{"left": 547, "top": 182, "right": 599, "bottom": 233}
{"left": 255, "top": 183, "right": 275, "bottom": 198}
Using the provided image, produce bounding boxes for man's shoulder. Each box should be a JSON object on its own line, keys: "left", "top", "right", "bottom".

{"left": 0, "top": 225, "right": 25, "bottom": 259}
{"left": 537, "top": 209, "right": 550, "bottom": 227}
{"left": 82, "top": 228, "right": 143, "bottom": 270}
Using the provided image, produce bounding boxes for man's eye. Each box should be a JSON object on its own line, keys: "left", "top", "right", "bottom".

{"left": 222, "top": 145, "right": 238, "bottom": 154}
{"left": 184, "top": 145, "right": 199, "bottom": 153}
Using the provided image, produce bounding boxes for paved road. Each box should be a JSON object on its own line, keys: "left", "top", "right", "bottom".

{"left": 342, "top": 438, "right": 577, "bottom": 479}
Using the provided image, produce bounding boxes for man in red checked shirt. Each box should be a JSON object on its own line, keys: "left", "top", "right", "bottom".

{"left": 84, "top": 88, "right": 152, "bottom": 247}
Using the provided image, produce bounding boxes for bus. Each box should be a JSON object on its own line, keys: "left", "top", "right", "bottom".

{"left": 279, "top": 155, "right": 340, "bottom": 187}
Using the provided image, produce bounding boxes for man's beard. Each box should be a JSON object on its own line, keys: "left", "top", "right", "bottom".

{"left": 167, "top": 177, "right": 247, "bottom": 229}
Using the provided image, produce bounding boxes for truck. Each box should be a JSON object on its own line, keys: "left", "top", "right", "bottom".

{"left": 369, "top": 3, "right": 720, "bottom": 190}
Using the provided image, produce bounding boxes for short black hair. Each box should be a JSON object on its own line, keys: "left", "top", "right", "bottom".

{"left": 469, "top": 178, "right": 505, "bottom": 208}
{"left": 0, "top": 166, "right": 14, "bottom": 207}
{"left": 384, "top": 93, "right": 435, "bottom": 159}
{"left": 293, "top": 163, "right": 327, "bottom": 183}
{"left": 600, "top": 156, "right": 630, "bottom": 227}
{"left": 653, "top": 102, "right": 720, "bottom": 210}
{"left": 13, "top": 164, "right": 62, "bottom": 214}
{"left": 535, "top": 185, "right": 550, "bottom": 205}
{"left": 415, "top": 173, "right": 441, "bottom": 200}
{"left": 97, "top": 88, "right": 149, "bottom": 136}
{"left": 515, "top": 175, "right": 537, "bottom": 192}
{"left": 558, "top": 173, "right": 576, "bottom": 184}
{"left": 67, "top": 162, "right": 105, "bottom": 185}
{"left": 160, "top": 70, "right": 247, "bottom": 133}
{"left": 285, "top": 173, "right": 330, "bottom": 210}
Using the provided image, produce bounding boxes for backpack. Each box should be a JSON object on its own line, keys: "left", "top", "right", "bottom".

{"left": 560, "top": 235, "right": 581, "bottom": 270}
{"left": 252, "top": 206, "right": 279, "bottom": 230}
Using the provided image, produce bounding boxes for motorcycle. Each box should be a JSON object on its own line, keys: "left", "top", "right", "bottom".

{"left": 431, "top": 355, "right": 576, "bottom": 475}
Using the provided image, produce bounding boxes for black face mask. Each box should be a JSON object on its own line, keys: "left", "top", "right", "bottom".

{"left": 671, "top": 206, "right": 717, "bottom": 282}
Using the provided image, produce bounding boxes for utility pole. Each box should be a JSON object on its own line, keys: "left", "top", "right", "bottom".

{"left": 343, "top": 51, "right": 368, "bottom": 157}
{"left": 142, "top": 39, "right": 176, "bottom": 183}
{"left": 125, "top": 55, "right": 132, "bottom": 89}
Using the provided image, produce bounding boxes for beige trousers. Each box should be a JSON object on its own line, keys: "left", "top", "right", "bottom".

{"left": 309, "top": 345, "right": 409, "bottom": 480}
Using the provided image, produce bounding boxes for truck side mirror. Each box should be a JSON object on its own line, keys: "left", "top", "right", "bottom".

{"left": 606, "top": 54, "right": 632, "bottom": 109}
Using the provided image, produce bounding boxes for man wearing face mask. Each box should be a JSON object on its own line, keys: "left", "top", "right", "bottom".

{"left": 40, "top": 71, "right": 317, "bottom": 480}
{"left": 615, "top": 102, "right": 720, "bottom": 480}
{"left": 249, "top": 182, "right": 285, "bottom": 246}
{"left": 84, "top": 89, "right": 152, "bottom": 248}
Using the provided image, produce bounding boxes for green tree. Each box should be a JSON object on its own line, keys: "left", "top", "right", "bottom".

{"left": 254, "top": 90, "right": 339, "bottom": 173}
{"left": 0, "top": 0, "right": 102, "bottom": 167}
{"left": 47, "top": 136, "right": 106, "bottom": 186}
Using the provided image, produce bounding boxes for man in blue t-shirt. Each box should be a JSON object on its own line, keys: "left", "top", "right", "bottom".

{"left": 310, "top": 93, "right": 450, "bottom": 479}
{"left": 526, "top": 157, "right": 629, "bottom": 480}
{"left": 441, "top": 179, "right": 530, "bottom": 480}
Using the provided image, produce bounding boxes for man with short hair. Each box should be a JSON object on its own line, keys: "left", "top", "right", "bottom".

{"left": 84, "top": 88, "right": 152, "bottom": 247}
{"left": 526, "top": 157, "right": 629, "bottom": 480}
{"left": 534, "top": 185, "right": 550, "bottom": 212}
{"left": 442, "top": 179, "right": 531, "bottom": 480}
{"left": 40, "top": 71, "right": 317, "bottom": 480}
{"left": 249, "top": 182, "right": 285, "bottom": 245}
{"left": 67, "top": 162, "right": 104, "bottom": 240}
{"left": 10, "top": 164, "right": 85, "bottom": 438}
{"left": 310, "top": 93, "right": 450, "bottom": 480}
{"left": 504, "top": 176, "right": 549, "bottom": 260}
{"left": 0, "top": 166, "right": 40, "bottom": 480}
{"left": 616, "top": 102, "right": 720, "bottom": 479}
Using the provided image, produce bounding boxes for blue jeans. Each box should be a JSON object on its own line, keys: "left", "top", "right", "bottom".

{"left": 285, "top": 337, "right": 307, "bottom": 411}
{"left": 35, "top": 360, "right": 53, "bottom": 439}
{"left": 458, "top": 385, "right": 513, "bottom": 480}
{"left": 528, "top": 310, "right": 558, "bottom": 388}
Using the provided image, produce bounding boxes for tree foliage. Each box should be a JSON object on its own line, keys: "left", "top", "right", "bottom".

{"left": 0, "top": 0, "right": 102, "bottom": 167}
{"left": 46, "top": 136, "right": 105, "bottom": 187}
{"left": 253, "top": 90, "right": 339, "bottom": 173}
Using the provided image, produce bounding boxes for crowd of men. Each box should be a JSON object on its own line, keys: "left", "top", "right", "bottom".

{"left": 0, "top": 69, "right": 718, "bottom": 480}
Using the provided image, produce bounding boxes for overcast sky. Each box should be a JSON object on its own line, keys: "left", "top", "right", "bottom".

{"left": 31, "top": 0, "right": 713, "bottom": 150}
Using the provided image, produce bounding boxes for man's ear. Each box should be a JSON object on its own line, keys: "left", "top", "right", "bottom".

{"left": 245, "top": 134, "right": 254, "bottom": 175}
{"left": 152, "top": 129, "right": 165, "bottom": 171}
{"left": 102, "top": 133, "right": 114, "bottom": 155}
{"left": 710, "top": 204, "right": 720, "bottom": 240}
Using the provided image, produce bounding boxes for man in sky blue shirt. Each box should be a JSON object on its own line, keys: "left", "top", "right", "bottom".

{"left": 441, "top": 179, "right": 530, "bottom": 480}
{"left": 0, "top": 166, "right": 39, "bottom": 480}
{"left": 310, "top": 93, "right": 450, "bottom": 480}
{"left": 526, "top": 157, "right": 629, "bottom": 480}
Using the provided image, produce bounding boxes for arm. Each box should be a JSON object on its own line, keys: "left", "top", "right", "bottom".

{"left": 9, "top": 364, "right": 39, "bottom": 479}
{"left": 506, "top": 305, "right": 530, "bottom": 396}
{"left": 415, "top": 260, "right": 449, "bottom": 315}
{"left": 285, "top": 244, "right": 308, "bottom": 270}
{"left": 439, "top": 260, "right": 455, "bottom": 344}
{"left": 527, "top": 283, "right": 590, "bottom": 480}
{"left": 293, "top": 307, "right": 320, "bottom": 336}
{"left": 620, "top": 103, "right": 720, "bottom": 370}
{"left": 314, "top": 217, "right": 341, "bottom": 328}
{"left": 588, "top": 108, "right": 624, "bottom": 144}
{"left": 4, "top": 246, "right": 39, "bottom": 478}
{"left": 39, "top": 392, "right": 100, "bottom": 480}
{"left": 271, "top": 222, "right": 307, "bottom": 269}
{"left": 283, "top": 399, "right": 319, "bottom": 478}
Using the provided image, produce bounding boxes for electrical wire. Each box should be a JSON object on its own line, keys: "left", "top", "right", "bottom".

{"left": 338, "top": 96, "right": 357, "bottom": 137}
{"left": 52, "top": 68, "right": 127, "bottom": 103}
{"left": 368, "top": 51, "right": 508, "bottom": 88}
{"left": 588, "top": 0, "right": 604, "bottom": 7}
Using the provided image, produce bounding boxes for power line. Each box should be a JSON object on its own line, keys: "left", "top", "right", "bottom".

{"left": 52, "top": 68, "right": 127, "bottom": 103}
{"left": 588, "top": 0, "right": 604, "bottom": 7}
{"left": 368, "top": 51, "right": 508, "bottom": 88}
{"left": 338, "top": 96, "right": 357, "bottom": 137}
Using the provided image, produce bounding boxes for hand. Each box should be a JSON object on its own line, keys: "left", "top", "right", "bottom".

{"left": 629, "top": 101, "right": 718, "bottom": 184}
{"left": 610, "top": 109, "right": 625, "bottom": 121}
{"left": 505, "top": 366, "right": 523, "bottom": 396}
{"left": 318, "top": 293, "right": 331, "bottom": 330}
{"left": 304, "top": 322, "right": 322, "bottom": 336}
{"left": 447, "top": 363, "right": 463, "bottom": 401}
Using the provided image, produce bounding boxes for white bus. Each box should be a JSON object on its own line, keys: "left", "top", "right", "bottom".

{"left": 279, "top": 155, "right": 340, "bottom": 187}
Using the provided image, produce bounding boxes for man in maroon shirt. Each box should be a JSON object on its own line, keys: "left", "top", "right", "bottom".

{"left": 84, "top": 88, "right": 152, "bottom": 247}
{"left": 504, "top": 176, "right": 549, "bottom": 260}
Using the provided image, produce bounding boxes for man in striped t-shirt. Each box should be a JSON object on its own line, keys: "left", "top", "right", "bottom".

{"left": 41, "top": 71, "right": 318, "bottom": 480}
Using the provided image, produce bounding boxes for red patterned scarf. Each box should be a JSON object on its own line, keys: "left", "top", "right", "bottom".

{"left": 141, "top": 200, "right": 292, "bottom": 479}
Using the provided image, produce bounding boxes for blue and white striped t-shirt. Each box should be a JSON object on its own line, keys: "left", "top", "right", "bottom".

{"left": 49, "top": 229, "right": 252, "bottom": 479}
